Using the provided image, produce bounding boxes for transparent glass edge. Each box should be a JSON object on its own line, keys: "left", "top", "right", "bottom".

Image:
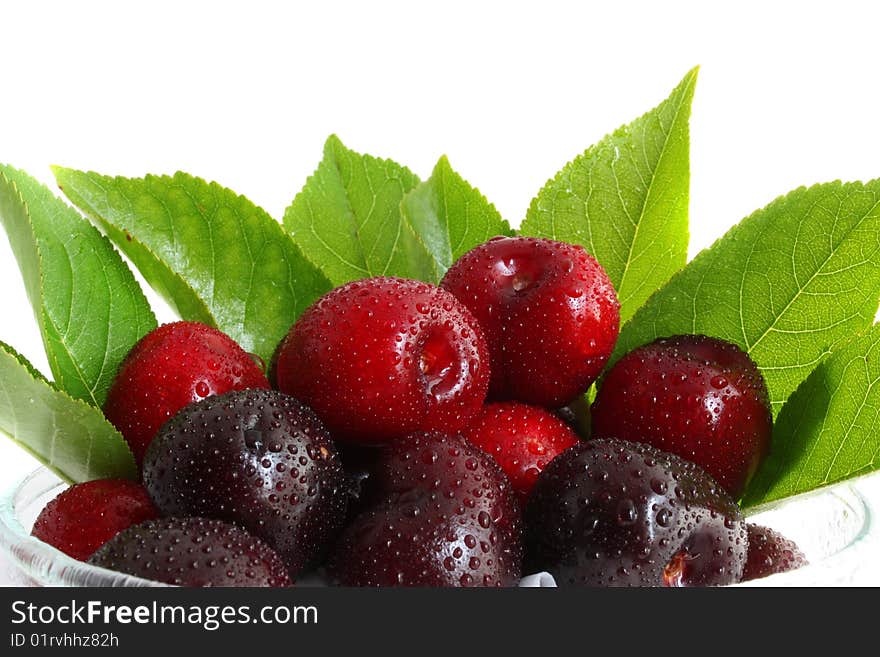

{"left": 0, "top": 468, "right": 166, "bottom": 587}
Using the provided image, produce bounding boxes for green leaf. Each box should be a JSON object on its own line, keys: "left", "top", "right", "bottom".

{"left": 0, "top": 341, "right": 137, "bottom": 483}
{"left": 742, "top": 326, "right": 880, "bottom": 508}
{"left": 53, "top": 168, "right": 332, "bottom": 366}
{"left": 615, "top": 180, "right": 880, "bottom": 417}
{"left": 401, "top": 155, "right": 513, "bottom": 281}
{"left": 520, "top": 68, "right": 697, "bottom": 323}
{"left": 0, "top": 165, "right": 156, "bottom": 407}
{"left": 284, "top": 134, "right": 434, "bottom": 285}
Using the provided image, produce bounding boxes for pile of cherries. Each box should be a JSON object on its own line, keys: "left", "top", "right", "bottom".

{"left": 31, "top": 236, "right": 805, "bottom": 587}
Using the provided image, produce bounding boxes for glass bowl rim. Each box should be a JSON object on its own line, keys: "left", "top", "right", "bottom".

{"left": 0, "top": 467, "right": 164, "bottom": 587}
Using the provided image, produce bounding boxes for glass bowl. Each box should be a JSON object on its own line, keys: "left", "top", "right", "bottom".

{"left": 0, "top": 468, "right": 162, "bottom": 586}
{"left": 1, "top": 467, "right": 877, "bottom": 587}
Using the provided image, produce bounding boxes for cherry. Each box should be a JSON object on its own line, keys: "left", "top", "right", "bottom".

{"left": 88, "top": 517, "right": 291, "bottom": 587}
{"left": 31, "top": 479, "right": 157, "bottom": 561}
{"left": 368, "top": 431, "right": 522, "bottom": 549}
{"left": 591, "top": 335, "right": 772, "bottom": 498}
{"left": 742, "top": 524, "right": 807, "bottom": 581}
{"left": 104, "top": 321, "right": 270, "bottom": 465}
{"left": 275, "top": 277, "right": 489, "bottom": 444}
{"left": 328, "top": 492, "right": 518, "bottom": 587}
{"left": 142, "top": 389, "right": 348, "bottom": 577}
{"left": 440, "top": 236, "right": 620, "bottom": 408}
{"left": 461, "top": 402, "right": 580, "bottom": 501}
{"left": 525, "top": 438, "right": 748, "bottom": 587}
{"left": 328, "top": 432, "right": 522, "bottom": 586}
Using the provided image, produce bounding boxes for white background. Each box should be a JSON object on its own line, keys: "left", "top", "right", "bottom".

{"left": 1, "top": 1, "right": 879, "bottom": 580}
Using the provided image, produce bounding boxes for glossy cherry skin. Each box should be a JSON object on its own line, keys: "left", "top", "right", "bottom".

{"left": 526, "top": 438, "right": 748, "bottom": 587}
{"left": 742, "top": 524, "right": 807, "bottom": 581}
{"left": 591, "top": 335, "right": 772, "bottom": 498}
{"left": 328, "top": 432, "right": 522, "bottom": 586}
{"left": 89, "top": 517, "right": 291, "bottom": 587}
{"left": 275, "top": 277, "right": 490, "bottom": 444}
{"left": 367, "top": 431, "right": 523, "bottom": 550}
{"left": 104, "top": 321, "right": 270, "bottom": 465}
{"left": 328, "top": 491, "right": 520, "bottom": 587}
{"left": 31, "top": 479, "right": 158, "bottom": 561}
{"left": 461, "top": 402, "right": 580, "bottom": 502}
{"left": 142, "top": 389, "right": 348, "bottom": 577}
{"left": 440, "top": 236, "right": 620, "bottom": 408}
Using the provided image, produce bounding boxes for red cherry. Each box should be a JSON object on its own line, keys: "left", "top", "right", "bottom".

{"left": 31, "top": 479, "right": 158, "bottom": 561}
{"left": 461, "top": 402, "right": 580, "bottom": 501}
{"left": 591, "top": 335, "right": 772, "bottom": 498}
{"left": 441, "top": 236, "right": 620, "bottom": 407}
{"left": 275, "top": 277, "right": 490, "bottom": 444}
{"left": 103, "top": 321, "right": 270, "bottom": 465}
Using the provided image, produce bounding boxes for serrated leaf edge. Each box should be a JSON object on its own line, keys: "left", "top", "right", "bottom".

{"left": 400, "top": 154, "right": 513, "bottom": 281}
{"left": 282, "top": 150, "right": 372, "bottom": 280}
{"left": 524, "top": 66, "right": 698, "bottom": 225}
{"left": 0, "top": 340, "right": 136, "bottom": 484}
{"left": 617, "top": 177, "right": 880, "bottom": 358}
{"left": 55, "top": 167, "right": 332, "bottom": 327}
{"left": 431, "top": 154, "right": 513, "bottom": 240}
{"left": 283, "top": 134, "right": 425, "bottom": 282}
{"left": 521, "top": 67, "right": 697, "bottom": 310}
{"left": 741, "top": 324, "right": 880, "bottom": 509}
{"left": 0, "top": 167, "right": 157, "bottom": 408}
{"left": 52, "top": 166, "right": 216, "bottom": 326}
